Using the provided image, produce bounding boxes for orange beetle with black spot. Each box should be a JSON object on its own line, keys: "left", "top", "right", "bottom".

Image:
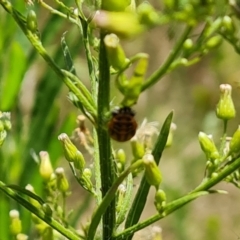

{"left": 108, "top": 106, "right": 137, "bottom": 142}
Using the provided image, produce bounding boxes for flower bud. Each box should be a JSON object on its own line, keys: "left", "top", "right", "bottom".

{"left": 26, "top": 10, "right": 38, "bottom": 33}
{"left": 216, "top": 84, "right": 236, "bottom": 120}
{"left": 39, "top": 151, "right": 53, "bottom": 181}
{"left": 131, "top": 136, "right": 145, "bottom": 159}
{"left": 206, "top": 159, "right": 219, "bottom": 177}
{"left": 55, "top": 168, "right": 69, "bottom": 193}
{"left": 143, "top": 154, "right": 162, "bottom": 188}
{"left": 121, "top": 54, "right": 148, "bottom": 106}
{"left": 80, "top": 168, "right": 94, "bottom": 193}
{"left": 102, "top": 0, "right": 131, "bottom": 11}
{"left": 58, "top": 133, "right": 85, "bottom": 171}
{"left": 116, "top": 149, "right": 126, "bottom": 165}
{"left": 229, "top": 125, "right": 240, "bottom": 156}
{"left": 183, "top": 39, "right": 193, "bottom": 50}
{"left": 222, "top": 16, "right": 235, "bottom": 34}
{"left": 9, "top": 210, "right": 22, "bottom": 235}
{"left": 137, "top": 2, "right": 160, "bottom": 27}
{"left": 211, "top": 172, "right": 218, "bottom": 178}
{"left": 198, "top": 132, "right": 220, "bottom": 160}
{"left": 92, "top": 10, "right": 145, "bottom": 38}
{"left": 205, "top": 36, "right": 222, "bottom": 49}
{"left": 154, "top": 189, "right": 167, "bottom": 213}
{"left": 104, "top": 34, "right": 129, "bottom": 70}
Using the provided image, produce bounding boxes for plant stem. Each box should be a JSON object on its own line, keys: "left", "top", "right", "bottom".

{"left": 141, "top": 25, "right": 192, "bottom": 91}
{"left": 0, "top": 182, "right": 81, "bottom": 240}
{"left": 96, "top": 31, "right": 115, "bottom": 240}
{"left": 115, "top": 156, "right": 240, "bottom": 239}
{"left": 87, "top": 160, "right": 143, "bottom": 240}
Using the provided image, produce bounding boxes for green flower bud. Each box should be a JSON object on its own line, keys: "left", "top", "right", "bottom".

{"left": 222, "top": 16, "right": 235, "bottom": 34}
{"left": 16, "top": 233, "right": 29, "bottom": 240}
{"left": 93, "top": 11, "right": 145, "bottom": 38}
{"left": 211, "top": 172, "right": 218, "bottom": 178}
{"left": 216, "top": 84, "right": 236, "bottom": 120}
{"left": 154, "top": 189, "right": 167, "bottom": 212}
{"left": 26, "top": 10, "right": 38, "bottom": 33}
{"left": 198, "top": 132, "right": 220, "bottom": 160}
{"left": 104, "top": 34, "right": 129, "bottom": 70}
{"left": 205, "top": 36, "right": 222, "bottom": 49}
{"left": 83, "top": 168, "right": 92, "bottom": 179}
{"left": 137, "top": 2, "right": 159, "bottom": 27}
{"left": 55, "top": 168, "right": 69, "bottom": 193}
{"left": 229, "top": 125, "right": 240, "bottom": 156}
{"left": 39, "top": 151, "right": 53, "bottom": 181}
{"left": 117, "top": 162, "right": 124, "bottom": 172}
{"left": 206, "top": 159, "right": 219, "bottom": 177}
{"left": 79, "top": 168, "right": 94, "bottom": 193}
{"left": 143, "top": 154, "right": 162, "bottom": 188}
{"left": 131, "top": 136, "right": 145, "bottom": 159}
{"left": 183, "top": 39, "right": 193, "bottom": 50}
{"left": 9, "top": 210, "right": 22, "bottom": 235}
{"left": 58, "top": 133, "right": 85, "bottom": 171}
{"left": 121, "top": 54, "right": 148, "bottom": 106}
{"left": 116, "top": 149, "right": 126, "bottom": 165}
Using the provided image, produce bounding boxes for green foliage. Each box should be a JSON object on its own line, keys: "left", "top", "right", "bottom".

{"left": 1, "top": 0, "right": 240, "bottom": 240}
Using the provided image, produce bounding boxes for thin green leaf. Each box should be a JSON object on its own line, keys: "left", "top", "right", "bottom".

{"left": 124, "top": 111, "right": 173, "bottom": 240}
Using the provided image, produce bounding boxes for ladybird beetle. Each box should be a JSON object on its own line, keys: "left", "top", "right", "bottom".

{"left": 108, "top": 106, "right": 138, "bottom": 142}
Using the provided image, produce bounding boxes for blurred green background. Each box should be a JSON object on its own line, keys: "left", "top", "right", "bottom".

{"left": 1, "top": 1, "right": 240, "bottom": 240}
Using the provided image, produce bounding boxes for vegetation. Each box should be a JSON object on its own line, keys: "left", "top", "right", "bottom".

{"left": 1, "top": 0, "right": 240, "bottom": 239}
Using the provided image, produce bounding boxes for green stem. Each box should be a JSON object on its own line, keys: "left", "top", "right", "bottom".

{"left": 87, "top": 160, "right": 143, "bottom": 240}
{"left": 96, "top": 31, "right": 115, "bottom": 240}
{"left": 219, "top": 120, "right": 228, "bottom": 156}
{"left": 114, "top": 191, "right": 213, "bottom": 240}
{"left": 39, "top": 0, "right": 78, "bottom": 24}
{"left": 115, "top": 156, "right": 240, "bottom": 239}
{"left": 192, "top": 156, "right": 240, "bottom": 192}
{"left": 0, "top": 182, "right": 81, "bottom": 240}
{"left": 141, "top": 25, "right": 192, "bottom": 91}
{"left": 0, "top": 0, "right": 97, "bottom": 122}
